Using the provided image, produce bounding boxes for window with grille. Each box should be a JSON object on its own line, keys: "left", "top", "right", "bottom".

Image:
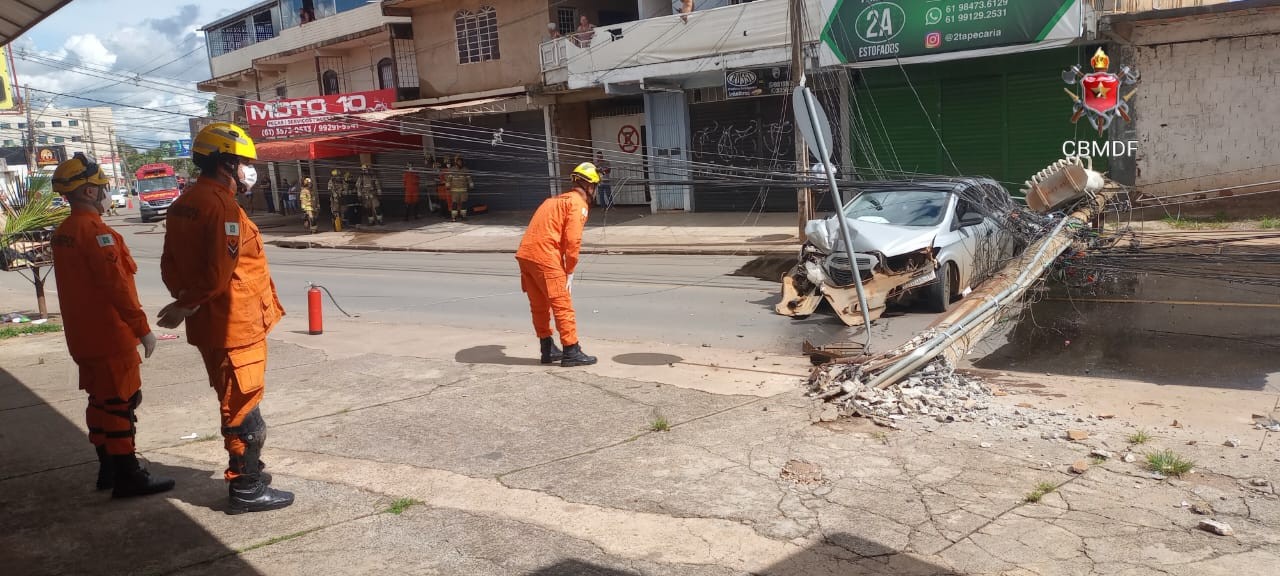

{"left": 54, "top": 136, "right": 64, "bottom": 143}
{"left": 276, "top": 85, "right": 288, "bottom": 99}
{"left": 377, "top": 58, "right": 395, "bottom": 90}
{"left": 322, "top": 70, "right": 341, "bottom": 95}
{"left": 72, "top": 136, "right": 83, "bottom": 142}
{"left": 3, "top": 140, "right": 13, "bottom": 146}
{"left": 52, "top": 121, "right": 62, "bottom": 127}
{"left": 68, "top": 119, "right": 79, "bottom": 127}
{"left": 37, "top": 135, "right": 47, "bottom": 143}
{"left": 556, "top": 7, "right": 577, "bottom": 35}
{"left": 455, "top": 7, "right": 500, "bottom": 64}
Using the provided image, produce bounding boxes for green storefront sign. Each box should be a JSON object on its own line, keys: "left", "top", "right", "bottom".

{"left": 823, "top": 0, "right": 1080, "bottom": 64}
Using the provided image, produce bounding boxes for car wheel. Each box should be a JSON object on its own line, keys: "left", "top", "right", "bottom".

{"left": 923, "top": 262, "right": 956, "bottom": 313}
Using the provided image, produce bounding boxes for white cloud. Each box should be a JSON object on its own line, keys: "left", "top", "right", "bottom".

{"left": 10, "top": 2, "right": 260, "bottom": 147}
{"left": 61, "top": 34, "right": 118, "bottom": 68}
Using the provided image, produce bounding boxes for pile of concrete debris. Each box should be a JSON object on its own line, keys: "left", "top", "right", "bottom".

{"left": 809, "top": 342, "right": 996, "bottom": 427}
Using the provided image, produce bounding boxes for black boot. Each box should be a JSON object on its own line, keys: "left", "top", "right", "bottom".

{"left": 228, "top": 475, "right": 294, "bottom": 515}
{"left": 95, "top": 445, "right": 114, "bottom": 490}
{"left": 111, "top": 454, "right": 175, "bottom": 499}
{"left": 226, "top": 409, "right": 292, "bottom": 514}
{"left": 560, "top": 343, "right": 597, "bottom": 367}
{"left": 540, "top": 337, "right": 563, "bottom": 364}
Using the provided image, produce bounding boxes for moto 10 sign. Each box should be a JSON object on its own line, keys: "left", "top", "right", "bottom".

{"left": 245, "top": 88, "right": 397, "bottom": 139}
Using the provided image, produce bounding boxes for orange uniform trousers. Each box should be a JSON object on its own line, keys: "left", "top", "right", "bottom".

{"left": 80, "top": 352, "right": 143, "bottom": 456}
{"left": 198, "top": 340, "right": 268, "bottom": 481}
{"left": 518, "top": 258, "right": 578, "bottom": 347}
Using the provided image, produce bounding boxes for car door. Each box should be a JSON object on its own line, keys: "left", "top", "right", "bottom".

{"left": 950, "top": 186, "right": 996, "bottom": 290}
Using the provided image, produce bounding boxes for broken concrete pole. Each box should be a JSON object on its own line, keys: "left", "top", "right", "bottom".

{"left": 1198, "top": 519, "right": 1235, "bottom": 536}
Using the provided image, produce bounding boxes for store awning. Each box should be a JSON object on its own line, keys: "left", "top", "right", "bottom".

{"left": 0, "top": 0, "right": 72, "bottom": 47}
{"left": 256, "top": 130, "right": 423, "bottom": 163}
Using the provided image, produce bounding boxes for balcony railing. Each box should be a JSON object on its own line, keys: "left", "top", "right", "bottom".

{"left": 1090, "top": 0, "right": 1229, "bottom": 14}
{"left": 207, "top": 3, "right": 410, "bottom": 79}
{"left": 541, "top": 0, "right": 823, "bottom": 90}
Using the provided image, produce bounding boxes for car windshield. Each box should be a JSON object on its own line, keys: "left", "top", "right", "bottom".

{"left": 842, "top": 190, "right": 949, "bottom": 227}
{"left": 137, "top": 176, "right": 178, "bottom": 193}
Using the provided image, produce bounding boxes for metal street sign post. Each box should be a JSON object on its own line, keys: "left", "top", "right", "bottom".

{"left": 793, "top": 85, "right": 873, "bottom": 348}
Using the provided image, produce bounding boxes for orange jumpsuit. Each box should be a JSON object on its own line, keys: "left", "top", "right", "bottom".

{"left": 51, "top": 211, "right": 150, "bottom": 456}
{"left": 403, "top": 171, "right": 420, "bottom": 205}
{"left": 161, "top": 176, "right": 285, "bottom": 480}
{"left": 515, "top": 190, "right": 589, "bottom": 346}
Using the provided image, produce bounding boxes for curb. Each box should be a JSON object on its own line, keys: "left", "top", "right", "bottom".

{"left": 267, "top": 239, "right": 798, "bottom": 256}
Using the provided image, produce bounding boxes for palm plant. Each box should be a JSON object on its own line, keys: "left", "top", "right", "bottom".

{"left": 1, "top": 176, "right": 69, "bottom": 318}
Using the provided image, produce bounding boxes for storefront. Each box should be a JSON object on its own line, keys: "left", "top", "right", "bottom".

{"left": 247, "top": 89, "right": 425, "bottom": 217}
{"left": 849, "top": 47, "right": 1110, "bottom": 190}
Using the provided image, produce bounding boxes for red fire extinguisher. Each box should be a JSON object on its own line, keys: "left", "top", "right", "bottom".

{"left": 307, "top": 282, "right": 323, "bottom": 335}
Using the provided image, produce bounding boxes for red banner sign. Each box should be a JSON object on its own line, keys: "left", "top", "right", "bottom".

{"left": 244, "top": 88, "right": 397, "bottom": 140}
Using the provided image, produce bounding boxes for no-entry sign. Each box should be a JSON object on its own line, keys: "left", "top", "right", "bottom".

{"left": 617, "top": 125, "right": 640, "bottom": 153}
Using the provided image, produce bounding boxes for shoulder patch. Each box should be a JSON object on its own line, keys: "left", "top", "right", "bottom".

{"left": 225, "top": 222, "right": 240, "bottom": 236}
{"left": 96, "top": 234, "right": 115, "bottom": 247}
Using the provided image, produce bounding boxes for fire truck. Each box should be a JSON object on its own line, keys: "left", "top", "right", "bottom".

{"left": 134, "top": 163, "right": 181, "bottom": 222}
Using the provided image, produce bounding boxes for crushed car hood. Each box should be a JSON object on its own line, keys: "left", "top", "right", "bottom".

{"left": 808, "top": 215, "right": 938, "bottom": 256}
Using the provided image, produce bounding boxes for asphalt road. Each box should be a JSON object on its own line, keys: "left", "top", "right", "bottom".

{"left": 1, "top": 215, "right": 938, "bottom": 357}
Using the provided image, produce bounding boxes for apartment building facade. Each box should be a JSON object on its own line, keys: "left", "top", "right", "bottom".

{"left": 0, "top": 106, "right": 123, "bottom": 185}
{"left": 197, "top": 0, "right": 423, "bottom": 213}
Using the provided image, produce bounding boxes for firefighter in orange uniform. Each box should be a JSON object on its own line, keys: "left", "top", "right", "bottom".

{"left": 50, "top": 152, "right": 175, "bottom": 498}
{"left": 515, "top": 162, "right": 600, "bottom": 367}
{"left": 157, "top": 122, "right": 294, "bottom": 514}
{"left": 403, "top": 163, "right": 421, "bottom": 221}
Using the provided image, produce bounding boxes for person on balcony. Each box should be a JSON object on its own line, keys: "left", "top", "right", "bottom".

{"left": 542, "top": 22, "right": 561, "bottom": 43}
{"left": 572, "top": 15, "right": 595, "bottom": 48}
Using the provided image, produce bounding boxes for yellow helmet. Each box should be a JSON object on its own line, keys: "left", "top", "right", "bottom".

{"left": 331, "top": 169, "right": 340, "bottom": 176}
{"left": 571, "top": 162, "right": 601, "bottom": 184}
{"left": 192, "top": 122, "right": 257, "bottom": 161}
{"left": 52, "top": 153, "right": 110, "bottom": 195}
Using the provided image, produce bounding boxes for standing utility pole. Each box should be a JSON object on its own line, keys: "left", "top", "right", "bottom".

{"left": 790, "top": 0, "right": 811, "bottom": 237}
{"left": 22, "top": 86, "right": 37, "bottom": 178}
{"left": 109, "top": 127, "right": 124, "bottom": 189}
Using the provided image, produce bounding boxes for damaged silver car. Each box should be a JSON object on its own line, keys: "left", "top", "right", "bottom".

{"left": 777, "top": 178, "right": 1020, "bottom": 326}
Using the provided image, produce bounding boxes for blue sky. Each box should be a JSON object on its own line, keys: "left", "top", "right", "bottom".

{"left": 10, "top": 0, "right": 262, "bottom": 147}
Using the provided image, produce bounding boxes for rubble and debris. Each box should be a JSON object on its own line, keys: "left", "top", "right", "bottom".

{"left": 1091, "top": 449, "right": 1114, "bottom": 460}
{"left": 1224, "top": 438, "right": 1241, "bottom": 448}
{"left": 1098, "top": 413, "right": 1116, "bottom": 419}
{"left": 780, "top": 460, "right": 825, "bottom": 485}
{"left": 1191, "top": 503, "right": 1215, "bottom": 515}
{"left": 1067, "top": 430, "right": 1090, "bottom": 441}
{"left": 1123, "top": 453, "right": 1137, "bottom": 463}
{"left": 1254, "top": 414, "right": 1280, "bottom": 432}
{"left": 807, "top": 357, "right": 994, "bottom": 424}
{"left": 1070, "top": 460, "right": 1091, "bottom": 474}
{"left": 1198, "top": 519, "right": 1235, "bottom": 537}
{"left": 980, "top": 442, "right": 993, "bottom": 448}
{"left": 1250, "top": 478, "right": 1269, "bottom": 487}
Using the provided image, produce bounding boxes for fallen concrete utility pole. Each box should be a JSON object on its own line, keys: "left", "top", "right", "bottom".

{"left": 864, "top": 190, "right": 1111, "bottom": 390}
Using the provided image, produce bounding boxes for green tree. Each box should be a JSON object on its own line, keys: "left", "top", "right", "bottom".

{"left": 1, "top": 176, "right": 69, "bottom": 318}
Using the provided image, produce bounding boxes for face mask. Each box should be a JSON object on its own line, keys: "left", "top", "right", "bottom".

{"left": 238, "top": 164, "right": 258, "bottom": 189}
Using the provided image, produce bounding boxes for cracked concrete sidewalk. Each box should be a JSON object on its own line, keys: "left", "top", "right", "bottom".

{"left": 2, "top": 315, "right": 1278, "bottom": 575}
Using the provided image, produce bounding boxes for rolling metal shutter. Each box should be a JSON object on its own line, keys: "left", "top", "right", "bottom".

{"left": 850, "top": 47, "right": 1109, "bottom": 193}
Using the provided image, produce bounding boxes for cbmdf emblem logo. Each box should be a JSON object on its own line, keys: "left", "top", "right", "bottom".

{"left": 1063, "top": 48, "right": 1140, "bottom": 136}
